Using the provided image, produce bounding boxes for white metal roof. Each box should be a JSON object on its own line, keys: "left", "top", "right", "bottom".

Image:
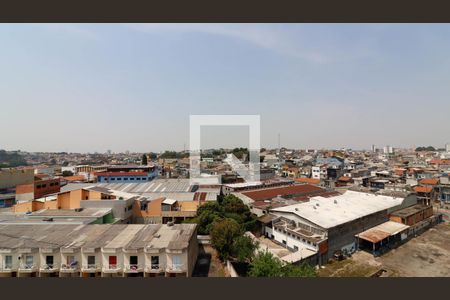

{"left": 358, "top": 221, "right": 409, "bottom": 236}
{"left": 162, "top": 198, "right": 177, "bottom": 205}
{"left": 271, "top": 190, "right": 404, "bottom": 229}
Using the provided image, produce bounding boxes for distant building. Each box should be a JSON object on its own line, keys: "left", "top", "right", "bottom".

{"left": 95, "top": 165, "right": 158, "bottom": 183}
{"left": 446, "top": 143, "right": 450, "bottom": 153}
{"left": 383, "top": 145, "right": 394, "bottom": 154}
{"left": 15, "top": 176, "right": 61, "bottom": 203}
{"left": 0, "top": 168, "right": 35, "bottom": 207}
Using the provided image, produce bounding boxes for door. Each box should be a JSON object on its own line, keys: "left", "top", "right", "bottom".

{"left": 151, "top": 256, "right": 159, "bottom": 269}
{"left": 87, "top": 255, "right": 96, "bottom": 267}
{"left": 46, "top": 255, "right": 54, "bottom": 268}
{"left": 129, "top": 256, "right": 138, "bottom": 266}
{"left": 108, "top": 256, "right": 117, "bottom": 267}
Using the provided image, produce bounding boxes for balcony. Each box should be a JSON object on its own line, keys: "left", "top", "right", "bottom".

{"left": 166, "top": 263, "right": 185, "bottom": 273}
{"left": 102, "top": 264, "right": 123, "bottom": 273}
{"left": 18, "top": 263, "right": 38, "bottom": 273}
{"left": 124, "top": 264, "right": 144, "bottom": 273}
{"left": 39, "top": 264, "right": 60, "bottom": 273}
{"left": 60, "top": 264, "right": 80, "bottom": 273}
{"left": 145, "top": 264, "right": 165, "bottom": 273}
{"left": 81, "top": 264, "right": 100, "bottom": 273}
{"left": 0, "top": 264, "right": 18, "bottom": 273}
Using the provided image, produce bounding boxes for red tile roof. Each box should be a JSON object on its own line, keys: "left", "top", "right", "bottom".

{"left": 337, "top": 176, "right": 352, "bottom": 182}
{"left": 63, "top": 175, "right": 86, "bottom": 182}
{"left": 294, "top": 178, "right": 320, "bottom": 184}
{"left": 242, "top": 184, "right": 325, "bottom": 201}
{"left": 430, "top": 159, "right": 450, "bottom": 165}
{"left": 414, "top": 186, "right": 433, "bottom": 193}
{"left": 419, "top": 178, "right": 439, "bottom": 185}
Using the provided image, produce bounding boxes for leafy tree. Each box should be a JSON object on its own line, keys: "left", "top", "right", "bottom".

{"left": 0, "top": 150, "right": 27, "bottom": 167}
{"left": 232, "top": 235, "right": 259, "bottom": 263}
{"left": 248, "top": 251, "right": 318, "bottom": 277}
{"left": 141, "top": 154, "right": 148, "bottom": 165}
{"left": 248, "top": 251, "right": 284, "bottom": 277}
{"left": 415, "top": 146, "right": 436, "bottom": 152}
{"left": 210, "top": 218, "right": 242, "bottom": 260}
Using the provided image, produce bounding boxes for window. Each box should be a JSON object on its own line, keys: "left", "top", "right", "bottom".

{"left": 55, "top": 182, "right": 59, "bottom": 186}
{"left": 4, "top": 255, "right": 12, "bottom": 268}
{"left": 123, "top": 178, "right": 128, "bottom": 181}
{"left": 136, "top": 177, "right": 141, "bottom": 180}
{"left": 42, "top": 184, "right": 47, "bottom": 188}
{"left": 67, "top": 255, "right": 76, "bottom": 266}
{"left": 36, "top": 185, "right": 41, "bottom": 189}
{"left": 25, "top": 255, "right": 33, "bottom": 267}
{"left": 294, "top": 245, "right": 299, "bottom": 251}
{"left": 110, "top": 178, "right": 115, "bottom": 181}
{"left": 282, "top": 240, "right": 286, "bottom": 245}
{"left": 142, "top": 178, "right": 147, "bottom": 181}
{"left": 172, "top": 255, "right": 182, "bottom": 270}
{"left": 151, "top": 256, "right": 159, "bottom": 269}
{"left": 88, "top": 256, "right": 96, "bottom": 266}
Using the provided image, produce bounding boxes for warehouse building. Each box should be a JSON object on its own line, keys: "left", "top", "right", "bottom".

{"left": 267, "top": 190, "right": 417, "bottom": 264}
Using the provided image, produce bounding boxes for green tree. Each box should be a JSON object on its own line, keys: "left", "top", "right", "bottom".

{"left": 142, "top": 154, "right": 148, "bottom": 165}
{"left": 210, "top": 218, "right": 242, "bottom": 260}
{"left": 232, "top": 235, "right": 259, "bottom": 263}
{"left": 248, "top": 251, "right": 284, "bottom": 277}
{"left": 249, "top": 251, "right": 317, "bottom": 277}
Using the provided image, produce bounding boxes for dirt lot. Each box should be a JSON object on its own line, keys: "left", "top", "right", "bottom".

{"left": 320, "top": 223, "right": 450, "bottom": 277}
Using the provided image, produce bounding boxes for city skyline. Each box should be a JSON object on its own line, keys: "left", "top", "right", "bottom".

{"left": 1, "top": 24, "right": 450, "bottom": 152}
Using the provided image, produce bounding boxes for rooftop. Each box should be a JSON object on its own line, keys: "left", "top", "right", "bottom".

{"left": 356, "top": 221, "right": 410, "bottom": 243}
{"left": 242, "top": 184, "right": 325, "bottom": 201}
{"left": 271, "top": 190, "right": 404, "bottom": 229}
{"left": 390, "top": 204, "right": 432, "bottom": 218}
{"left": 0, "top": 223, "right": 197, "bottom": 250}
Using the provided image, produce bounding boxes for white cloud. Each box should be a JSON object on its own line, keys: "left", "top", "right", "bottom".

{"left": 124, "top": 23, "right": 331, "bottom": 63}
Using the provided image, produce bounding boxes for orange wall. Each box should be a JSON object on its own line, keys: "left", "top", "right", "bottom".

{"left": 16, "top": 183, "right": 34, "bottom": 194}
{"left": 13, "top": 201, "right": 33, "bottom": 213}
{"left": 133, "top": 198, "right": 164, "bottom": 218}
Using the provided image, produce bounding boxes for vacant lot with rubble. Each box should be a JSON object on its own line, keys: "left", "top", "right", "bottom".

{"left": 320, "top": 223, "right": 450, "bottom": 277}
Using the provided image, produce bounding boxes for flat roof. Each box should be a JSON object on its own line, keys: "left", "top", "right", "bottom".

{"left": 242, "top": 184, "right": 325, "bottom": 201}
{"left": 0, "top": 224, "right": 197, "bottom": 250}
{"left": 390, "top": 204, "right": 431, "bottom": 218}
{"left": 356, "top": 221, "right": 410, "bottom": 243}
{"left": 29, "top": 208, "right": 112, "bottom": 218}
{"left": 271, "top": 190, "right": 404, "bottom": 229}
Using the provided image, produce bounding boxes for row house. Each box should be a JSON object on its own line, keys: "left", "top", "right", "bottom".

{"left": 0, "top": 223, "right": 198, "bottom": 278}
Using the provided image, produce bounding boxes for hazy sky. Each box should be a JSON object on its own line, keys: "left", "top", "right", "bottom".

{"left": 1, "top": 24, "right": 450, "bottom": 153}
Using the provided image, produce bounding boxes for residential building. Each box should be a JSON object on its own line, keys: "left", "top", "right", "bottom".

{"left": 0, "top": 223, "right": 198, "bottom": 277}
{"left": 15, "top": 176, "right": 61, "bottom": 203}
